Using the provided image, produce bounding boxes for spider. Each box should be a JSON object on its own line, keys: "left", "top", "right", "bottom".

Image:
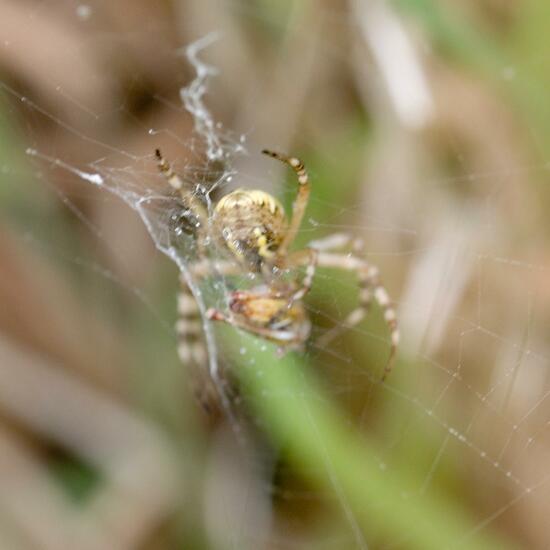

{"left": 156, "top": 148, "right": 399, "bottom": 412}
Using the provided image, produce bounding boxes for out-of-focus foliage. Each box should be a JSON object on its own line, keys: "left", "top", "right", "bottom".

{"left": 0, "top": 1, "right": 548, "bottom": 549}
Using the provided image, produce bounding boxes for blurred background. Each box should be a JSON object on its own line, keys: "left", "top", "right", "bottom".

{"left": 0, "top": 0, "right": 549, "bottom": 548}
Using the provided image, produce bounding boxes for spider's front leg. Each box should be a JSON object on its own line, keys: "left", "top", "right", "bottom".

{"left": 155, "top": 148, "right": 208, "bottom": 250}
{"left": 262, "top": 149, "right": 310, "bottom": 255}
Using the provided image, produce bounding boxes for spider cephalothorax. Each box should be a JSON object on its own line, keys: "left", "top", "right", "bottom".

{"left": 156, "top": 148, "right": 399, "bottom": 412}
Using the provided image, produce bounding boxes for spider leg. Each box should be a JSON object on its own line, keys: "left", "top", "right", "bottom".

{"left": 307, "top": 233, "right": 372, "bottom": 330}
{"left": 155, "top": 148, "right": 186, "bottom": 191}
{"left": 308, "top": 232, "right": 363, "bottom": 253}
{"left": 176, "top": 260, "right": 241, "bottom": 417}
{"left": 315, "top": 251, "right": 399, "bottom": 381}
{"left": 176, "top": 275, "right": 220, "bottom": 416}
{"left": 155, "top": 148, "right": 208, "bottom": 247}
{"left": 262, "top": 149, "right": 310, "bottom": 255}
{"left": 282, "top": 247, "right": 318, "bottom": 303}
{"left": 308, "top": 232, "right": 373, "bottom": 344}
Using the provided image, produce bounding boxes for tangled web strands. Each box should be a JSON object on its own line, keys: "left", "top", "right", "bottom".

{"left": 23, "top": 36, "right": 248, "bottom": 417}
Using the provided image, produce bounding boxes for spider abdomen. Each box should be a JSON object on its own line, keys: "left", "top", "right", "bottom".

{"left": 214, "top": 188, "right": 287, "bottom": 268}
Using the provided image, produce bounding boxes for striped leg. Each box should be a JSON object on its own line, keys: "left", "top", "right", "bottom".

{"left": 156, "top": 148, "right": 185, "bottom": 191}
{"left": 176, "top": 276, "right": 220, "bottom": 416}
{"left": 262, "top": 149, "right": 310, "bottom": 255}
{"left": 155, "top": 148, "right": 208, "bottom": 245}
{"left": 176, "top": 260, "right": 241, "bottom": 416}
{"left": 315, "top": 251, "right": 399, "bottom": 382}
{"left": 283, "top": 248, "right": 318, "bottom": 303}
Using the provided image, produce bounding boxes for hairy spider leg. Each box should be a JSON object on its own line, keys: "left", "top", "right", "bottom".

{"left": 307, "top": 231, "right": 398, "bottom": 380}
{"left": 314, "top": 250, "right": 399, "bottom": 381}
{"left": 262, "top": 149, "right": 310, "bottom": 255}
{"left": 308, "top": 233, "right": 374, "bottom": 340}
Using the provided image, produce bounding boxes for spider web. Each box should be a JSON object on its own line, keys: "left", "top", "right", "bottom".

{"left": 11, "top": 33, "right": 249, "bottom": 419}
{"left": 1, "top": 2, "right": 550, "bottom": 549}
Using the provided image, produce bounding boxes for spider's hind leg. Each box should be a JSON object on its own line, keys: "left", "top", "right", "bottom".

{"left": 313, "top": 243, "right": 399, "bottom": 382}
{"left": 176, "top": 277, "right": 213, "bottom": 413}
{"left": 177, "top": 275, "right": 232, "bottom": 418}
